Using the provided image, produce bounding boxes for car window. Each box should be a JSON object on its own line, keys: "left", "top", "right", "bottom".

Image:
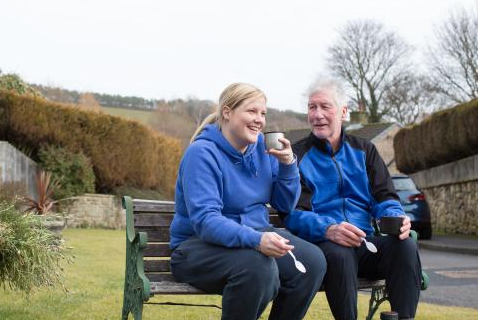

{"left": 392, "top": 178, "right": 417, "bottom": 191}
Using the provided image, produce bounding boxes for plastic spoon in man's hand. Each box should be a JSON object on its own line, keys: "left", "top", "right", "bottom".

{"left": 362, "top": 238, "right": 377, "bottom": 253}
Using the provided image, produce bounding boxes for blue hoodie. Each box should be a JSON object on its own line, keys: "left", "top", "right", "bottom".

{"left": 170, "top": 124, "right": 300, "bottom": 250}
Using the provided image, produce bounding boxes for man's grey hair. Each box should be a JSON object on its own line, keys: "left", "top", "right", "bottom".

{"left": 305, "top": 76, "right": 348, "bottom": 108}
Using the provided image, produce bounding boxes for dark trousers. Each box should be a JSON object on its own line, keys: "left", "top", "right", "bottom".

{"left": 318, "top": 236, "right": 422, "bottom": 320}
{"left": 171, "top": 228, "right": 326, "bottom": 320}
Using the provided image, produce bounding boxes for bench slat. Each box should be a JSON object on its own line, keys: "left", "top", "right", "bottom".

{"left": 147, "top": 276, "right": 386, "bottom": 294}
{"left": 135, "top": 215, "right": 282, "bottom": 229}
{"left": 144, "top": 260, "right": 170, "bottom": 272}
{"left": 133, "top": 200, "right": 175, "bottom": 213}
{"left": 268, "top": 215, "right": 284, "bottom": 227}
{"left": 135, "top": 214, "right": 174, "bottom": 227}
{"left": 143, "top": 243, "right": 170, "bottom": 257}
{"left": 147, "top": 273, "right": 177, "bottom": 283}
{"left": 137, "top": 227, "right": 170, "bottom": 242}
{"left": 150, "top": 281, "right": 205, "bottom": 294}
{"left": 358, "top": 279, "right": 385, "bottom": 289}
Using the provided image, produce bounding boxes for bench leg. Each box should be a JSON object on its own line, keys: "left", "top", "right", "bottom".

{"left": 122, "top": 302, "right": 144, "bottom": 320}
{"left": 365, "top": 286, "right": 388, "bottom": 320}
{"left": 122, "top": 282, "right": 145, "bottom": 320}
{"left": 122, "top": 233, "right": 150, "bottom": 320}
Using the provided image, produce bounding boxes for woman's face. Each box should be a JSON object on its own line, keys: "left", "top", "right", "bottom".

{"left": 222, "top": 96, "right": 267, "bottom": 152}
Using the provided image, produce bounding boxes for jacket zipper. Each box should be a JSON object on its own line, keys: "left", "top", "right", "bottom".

{"left": 332, "top": 154, "right": 349, "bottom": 222}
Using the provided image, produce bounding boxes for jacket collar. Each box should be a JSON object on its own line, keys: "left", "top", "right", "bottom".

{"left": 307, "top": 128, "right": 347, "bottom": 155}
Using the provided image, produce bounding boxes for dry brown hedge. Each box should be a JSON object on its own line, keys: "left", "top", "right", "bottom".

{"left": 394, "top": 98, "right": 478, "bottom": 174}
{"left": 0, "top": 90, "right": 181, "bottom": 198}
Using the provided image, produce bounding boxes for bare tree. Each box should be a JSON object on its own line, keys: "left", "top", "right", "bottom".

{"left": 383, "top": 73, "right": 438, "bottom": 125}
{"left": 428, "top": 3, "right": 478, "bottom": 104}
{"left": 150, "top": 101, "right": 196, "bottom": 149}
{"left": 183, "top": 97, "right": 215, "bottom": 126}
{"left": 327, "top": 20, "right": 413, "bottom": 122}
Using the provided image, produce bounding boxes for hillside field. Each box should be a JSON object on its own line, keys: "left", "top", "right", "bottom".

{"left": 101, "top": 106, "right": 154, "bottom": 125}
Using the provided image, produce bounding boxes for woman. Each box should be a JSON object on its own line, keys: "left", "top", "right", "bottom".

{"left": 170, "top": 83, "right": 326, "bottom": 320}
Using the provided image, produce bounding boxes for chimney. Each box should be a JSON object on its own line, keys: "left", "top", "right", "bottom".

{"left": 350, "top": 111, "right": 368, "bottom": 124}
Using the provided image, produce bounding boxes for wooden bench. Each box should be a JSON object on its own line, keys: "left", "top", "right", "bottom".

{"left": 120, "top": 196, "right": 427, "bottom": 320}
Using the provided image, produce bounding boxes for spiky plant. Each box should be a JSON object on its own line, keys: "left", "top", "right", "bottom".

{"left": 23, "top": 170, "right": 60, "bottom": 215}
{"left": 0, "top": 200, "right": 73, "bottom": 294}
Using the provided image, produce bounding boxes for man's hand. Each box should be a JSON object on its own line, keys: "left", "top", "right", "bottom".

{"left": 325, "top": 222, "right": 366, "bottom": 247}
{"left": 399, "top": 215, "right": 412, "bottom": 240}
{"left": 267, "top": 137, "right": 295, "bottom": 164}
{"left": 258, "top": 232, "right": 294, "bottom": 257}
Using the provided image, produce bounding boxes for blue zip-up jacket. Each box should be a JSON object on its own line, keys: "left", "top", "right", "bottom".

{"left": 282, "top": 131, "right": 404, "bottom": 243}
{"left": 170, "top": 124, "right": 300, "bottom": 249}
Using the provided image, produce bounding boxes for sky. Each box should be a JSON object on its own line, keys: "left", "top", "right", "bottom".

{"left": 1, "top": 0, "right": 476, "bottom": 113}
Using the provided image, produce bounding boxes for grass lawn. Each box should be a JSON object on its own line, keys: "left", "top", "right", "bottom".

{"left": 1, "top": 229, "right": 477, "bottom": 319}
{"left": 101, "top": 106, "right": 154, "bottom": 126}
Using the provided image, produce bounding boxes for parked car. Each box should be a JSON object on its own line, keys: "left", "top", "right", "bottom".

{"left": 391, "top": 174, "right": 432, "bottom": 239}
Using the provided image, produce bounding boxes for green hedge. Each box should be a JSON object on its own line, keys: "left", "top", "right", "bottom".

{"left": 394, "top": 98, "right": 478, "bottom": 174}
{"left": 0, "top": 90, "right": 181, "bottom": 198}
{"left": 38, "top": 145, "right": 96, "bottom": 200}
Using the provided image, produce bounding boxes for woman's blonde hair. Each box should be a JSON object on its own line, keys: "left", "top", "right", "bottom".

{"left": 190, "top": 83, "right": 266, "bottom": 143}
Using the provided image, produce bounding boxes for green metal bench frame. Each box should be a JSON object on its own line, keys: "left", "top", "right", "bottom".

{"left": 121, "top": 196, "right": 428, "bottom": 320}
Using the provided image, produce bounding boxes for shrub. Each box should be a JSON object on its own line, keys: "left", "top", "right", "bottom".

{"left": 394, "top": 98, "right": 478, "bottom": 173}
{"left": 0, "top": 200, "right": 73, "bottom": 294}
{"left": 0, "top": 90, "right": 182, "bottom": 198}
{"left": 0, "top": 72, "right": 41, "bottom": 97}
{"left": 111, "top": 185, "right": 164, "bottom": 200}
{"left": 0, "top": 181, "right": 27, "bottom": 204}
{"left": 38, "top": 145, "right": 95, "bottom": 199}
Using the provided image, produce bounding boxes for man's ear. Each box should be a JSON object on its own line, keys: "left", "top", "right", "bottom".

{"left": 341, "top": 106, "right": 348, "bottom": 121}
{"left": 222, "top": 106, "right": 231, "bottom": 121}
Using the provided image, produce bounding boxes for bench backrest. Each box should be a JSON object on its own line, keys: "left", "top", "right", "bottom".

{"left": 128, "top": 198, "right": 283, "bottom": 284}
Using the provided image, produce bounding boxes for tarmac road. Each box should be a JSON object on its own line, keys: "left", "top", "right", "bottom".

{"left": 420, "top": 248, "right": 478, "bottom": 309}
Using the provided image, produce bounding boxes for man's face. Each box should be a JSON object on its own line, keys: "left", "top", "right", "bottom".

{"left": 307, "top": 90, "right": 347, "bottom": 147}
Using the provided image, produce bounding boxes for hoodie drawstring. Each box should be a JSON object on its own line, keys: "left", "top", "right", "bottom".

{"left": 235, "top": 155, "right": 258, "bottom": 177}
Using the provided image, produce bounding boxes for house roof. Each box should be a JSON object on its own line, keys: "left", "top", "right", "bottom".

{"left": 285, "top": 128, "right": 311, "bottom": 144}
{"left": 346, "top": 123, "right": 397, "bottom": 142}
{"left": 285, "top": 123, "right": 398, "bottom": 144}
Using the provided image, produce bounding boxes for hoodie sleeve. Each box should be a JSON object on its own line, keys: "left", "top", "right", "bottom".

{"left": 281, "top": 176, "right": 336, "bottom": 242}
{"left": 181, "top": 144, "right": 262, "bottom": 249}
{"left": 269, "top": 156, "right": 301, "bottom": 212}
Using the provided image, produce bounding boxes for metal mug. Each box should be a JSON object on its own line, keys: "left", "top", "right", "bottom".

{"left": 264, "top": 131, "right": 285, "bottom": 150}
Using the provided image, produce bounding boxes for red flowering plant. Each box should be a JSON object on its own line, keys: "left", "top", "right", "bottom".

{"left": 23, "top": 170, "right": 60, "bottom": 215}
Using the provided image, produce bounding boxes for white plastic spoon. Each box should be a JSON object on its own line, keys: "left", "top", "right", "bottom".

{"left": 287, "top": 250, "right": 307, "bottom": 273}
{"left": 362, "top": 238, "right": 378, "bottom": 253}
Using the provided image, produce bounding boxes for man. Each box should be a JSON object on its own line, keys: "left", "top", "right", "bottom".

{"left": 282, "top": 77, "right": 422, "bottom": 320}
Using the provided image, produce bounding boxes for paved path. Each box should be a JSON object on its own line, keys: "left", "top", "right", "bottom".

{"left": 420, "top": 248, "right": 478, "bottom": 310}
{"left": 419, "top": 235, "right": 478, "bottom": 256}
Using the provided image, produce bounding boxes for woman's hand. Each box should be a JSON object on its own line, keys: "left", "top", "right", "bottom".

{"left": 267, "top": 137, "right": 295, "bottom": 165}
{"left": 257, "top": 232, "right": 294, "bottom": 257}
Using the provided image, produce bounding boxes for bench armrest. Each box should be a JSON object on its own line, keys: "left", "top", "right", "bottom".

{"left": 122, "top": 196, "right": 151, "bottom": 319}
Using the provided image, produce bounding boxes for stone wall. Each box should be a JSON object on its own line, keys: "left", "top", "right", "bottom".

{"left": 410, "top": 154, "right": 478, "bottom": 235}
{"left": 62, "top": 194, "right": 125, "bottom": 229}
{"left": 421, "top": 182, "right": 478, "bottom": 235}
